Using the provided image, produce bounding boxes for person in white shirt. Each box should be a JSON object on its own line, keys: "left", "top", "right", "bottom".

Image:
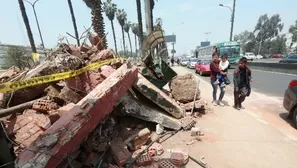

{"left": 214, "top": 55, "right": 229, "bottom": 87}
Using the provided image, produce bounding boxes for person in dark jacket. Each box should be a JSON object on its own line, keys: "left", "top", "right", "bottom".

{"left": 233, "top": 57, "right": 252, "bottom": 110}
{"left": 210, "top": 52, "right": 227, "bottom": 106}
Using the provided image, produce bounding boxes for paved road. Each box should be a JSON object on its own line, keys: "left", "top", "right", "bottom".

{"left": 185, "top": 66, "right": 295, "bottom": 97}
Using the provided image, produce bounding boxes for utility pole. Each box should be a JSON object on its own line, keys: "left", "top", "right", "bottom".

{"left": 219, "top": 0, "right": 236, "bottom": 41}
{"left": 230, "top": 0, "right": 236, "bottom": 41}
{"left": 24, "top": 0, "right": 45, "bottom": 49}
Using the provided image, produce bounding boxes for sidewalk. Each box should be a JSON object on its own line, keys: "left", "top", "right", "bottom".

{"left": 161, "top": 66, "right": 297, "bottom": 168}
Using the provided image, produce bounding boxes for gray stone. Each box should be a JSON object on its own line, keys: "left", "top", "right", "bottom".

{"left": 120, "top": 93, "right": 182, "bottom": 130}
{"left": 170, "top": 74, "right": 200, "bottom": 103}
{"left": 133, "top": 73, "right": 184, "bottom": 119}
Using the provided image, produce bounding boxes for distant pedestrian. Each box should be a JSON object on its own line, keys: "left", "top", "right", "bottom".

{"left": 233, "top": 57, "right": 252, "bottom": 110}
{"left": 171, "top": 57, "right": 175, "bottom": 66}
{"left": 210, "top": 52, "right": 227, "bottom": 106}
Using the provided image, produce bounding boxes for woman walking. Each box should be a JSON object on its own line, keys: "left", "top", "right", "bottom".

{"left": 210, "top": 52, "right": 227, "bottom": 106}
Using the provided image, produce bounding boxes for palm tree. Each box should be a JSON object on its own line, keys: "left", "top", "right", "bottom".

{"left": 116, "top": 9, "right": 127, "bottom": 53}
{"left": 131, "top": 23, "right": 139, "bottom": 56}
{"left": 124, "top": 21, "right": 133, "bottom": 57}
{"left": 103, "top": 0, "right": 117, "bottom": 53}
{"left": 136, "top": 0, "right": 144, "bottom": 51}
{"left": 67, "top": 0, "right": 80, "bottom": 46}
{"left": 144, "top": 0, "right": 156, "bottom": 35}
{"left": 18, "top": 0, "right": 37, "bottom": 53}
{"left": 83, "top": 0, "right": 107, "bottom": 48}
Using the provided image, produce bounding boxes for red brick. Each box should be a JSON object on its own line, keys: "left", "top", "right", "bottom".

{"left": 158, "top": 160, "right": 177, "bottom": 168}
{"left": 136, "top": 154, "right": 152, "bottom": 166}
{"left": 48, "top": 110, "right": 61, "bottom": 123}
{"left": 32, "top": 100, "right": 59, "bottom": 112}
{"left": 111, "top": 137, "right": 131, "bottom": 167}
{"left": 100, "top": 65, "right": 116, "bottom": 79}
{"left": 16, "top": 64, "right": 138, "bottom": 168}
{"left": 15, "top": 122, "right": 35, "bottom": 141}
{"left": 22, "top": 130, "right": 43, "bottom": 147}
{"left": 85, "top": 152, "right": 101, "bottom": 166}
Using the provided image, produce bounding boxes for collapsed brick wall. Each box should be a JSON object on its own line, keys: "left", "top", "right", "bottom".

{"left": 13, "top": 64, "right": 138, "bottom": 168}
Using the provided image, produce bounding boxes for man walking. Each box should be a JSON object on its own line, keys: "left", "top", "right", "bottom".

{"left": 233, "top": 57, "right": 252, "bottom": 110}
{"left": 210, "top": 52, "right": 227, "bottom": 106}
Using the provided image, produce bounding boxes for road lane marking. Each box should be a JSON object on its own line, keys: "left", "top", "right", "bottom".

{"left": 252, "top": 69, "right": 296, "bottom": 76}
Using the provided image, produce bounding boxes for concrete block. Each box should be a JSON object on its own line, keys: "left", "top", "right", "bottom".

{"left": 133, "top": 73, "right": 184, "bottom": 119}
{"left": 120, "top": 93, "right": 182, "bottom": 131}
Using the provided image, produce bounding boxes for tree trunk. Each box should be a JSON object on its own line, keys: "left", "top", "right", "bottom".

{"left": 127, "top": 32, "right": 133, "bottom": 58}
{"left": 111, "top": 20, "right": 118, "bottom": 54}
{"left": 144, "top": 0, "right": 153, "bottom": 35}
{"left": 91, "top": 0, "right": 107, "bottom": 48}
{"left": 121, "top": 27, "right": 126, "bottom": 53}
{"left": 67, "top": 0, "right": 80, "bottom": 46}
{"left": 134, "top": 34, "right": 138, "bottom": 57}
{"left": 18, "top": 0, "right": 37, "bottom": 53}
{"left": 136, "top": 0, "right": 144, "bottom": 56}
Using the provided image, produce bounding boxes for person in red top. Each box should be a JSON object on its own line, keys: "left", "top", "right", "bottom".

{"left": 210, "top": 52, "right": 227, "bottom": 106}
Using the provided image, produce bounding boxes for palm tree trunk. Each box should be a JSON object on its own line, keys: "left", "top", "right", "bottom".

{"left": 91, "top": 0, "right": 107, "bottom": 48}
{"left": 111, "top": 20, "right": 118, "bottom": 54}
{"left": 134, "top": 34, "right": 138, "bottom": 57}
{"left": 121, "top": 27, "right": 126, "bottom": 53}
{"left": 67, "top": 0, "right": 80, "bottom": 46}
{"left": 18, "top": 0, "right": 37, "bottom": 53}
{"left": 136, "top": 0, "right": 144, "bottom": 54}
{"left": 144, "top": 0, "right": 153, "bottom": 35}
{"left": 127, "top": 32, "right": 133, "bottom": 58}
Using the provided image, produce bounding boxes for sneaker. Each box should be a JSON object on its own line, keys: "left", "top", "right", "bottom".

{"left": 233, "top": 105, "right": 240, "bottom": 110}
{"left": 220, "top": 82, "right": 226, "bottom": 88}
{"left": 239, "top": 104, "right": 245, "bottom": 109}
{"left": 219, "top": 100, "right": 225, "bottom": 106}
{"left": 212, "top": 101, "right": 218, "bottom": 106}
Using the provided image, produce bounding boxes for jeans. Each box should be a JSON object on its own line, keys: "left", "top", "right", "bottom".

{"left": 211, "top": 80, "right": 225, "bottom": 101}
{"left": 234, "top": 87, "right": 248, "bottom": 106}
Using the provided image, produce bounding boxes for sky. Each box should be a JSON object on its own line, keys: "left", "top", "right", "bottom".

{"left": 0, "top": 0, "right": 297, "bottom": 55}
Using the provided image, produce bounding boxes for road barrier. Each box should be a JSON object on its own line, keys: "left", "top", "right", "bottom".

{"left": 246, "top": 62, "right": 297, "bottom": 75}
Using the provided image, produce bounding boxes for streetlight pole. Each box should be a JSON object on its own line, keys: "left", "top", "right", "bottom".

{"left": 24, "top": 0, "right": 45, "bottom": 49}
{"left": 219, "top": 0, "right": 236, "bottom": 41}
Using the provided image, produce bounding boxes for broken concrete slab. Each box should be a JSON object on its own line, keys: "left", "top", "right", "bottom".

{"left": 133, "top": 73, "right": 184, "bottom": 119}
{"left": 120, "top": 93, "right": 182, "bottom": 131}
{"left": 170, "top": 74, "right": 200, "bottom": 103}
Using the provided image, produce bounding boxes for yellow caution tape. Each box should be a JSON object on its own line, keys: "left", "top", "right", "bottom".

{"left": 0, "top": 57, "right": 126, "bottom": 93}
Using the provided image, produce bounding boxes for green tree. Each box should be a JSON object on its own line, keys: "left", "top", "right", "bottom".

{"left": 83, "top": 0, "right": 107, "bottom": 48}
{"left": 4, "top": 46, "right": 33, "bottom": 70}
{"left": 254, "top": 14, "right": 283, "bottom": 42}
{"left": 67, "top": 0, "right": 80, "bottom": 46}
{"left": 124, "top": 21, "right": 133, "bottom": 57}
{"left": 116, "top": 9, "right": 127, "bottom": 53}
{"left": 289, "top": 20, "right": 297, "bottom": 51}
{"left": 18, "top": 0, "right": 37, "bottom": 53}
{"left": 270, "top": 35, "right": 287, "bottom": 54}
{"left": 234, "top": 30, "right": 255, "bottom": 53}
{"left": 103, "top": 0, "right": 118, "bottom": 53}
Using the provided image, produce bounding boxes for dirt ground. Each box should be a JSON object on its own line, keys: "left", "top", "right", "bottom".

{"left": 161, "top": 66, "right": 297, "bottom": 168}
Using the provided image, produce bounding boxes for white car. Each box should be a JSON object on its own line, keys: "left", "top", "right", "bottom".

{"left": 256, "top": 55, "right": 263, "bottom": 59}
{"left": 244, "top": 52, "right": 256, "bottom": 61}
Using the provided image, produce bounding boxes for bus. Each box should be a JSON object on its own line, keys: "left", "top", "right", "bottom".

{"left": 197, "top": 41, "right": 241, "bottom": 65}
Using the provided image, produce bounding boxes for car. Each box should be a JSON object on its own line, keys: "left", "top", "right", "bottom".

{"left": 187, "top": 58, "right": 199, "bottom": 69}
{"left": 271, "top": 54, "right": 283, "bottom": 59}
{"left": 195, "top": 59, "right": 212, "bottom": 76}
{"left": 283, "top": 77, "right": 297, "bottom": 128}
{"left": 256, "top": 55, "right": 263, "bottom": 59}
{"left": 279, "top": 54, "right": 297, "bottom": 63}
{"left": 180, "top": 58, "right": 188, "bottom": 66}
{"left": 244, "top": 52, "right": 256, "bottom": 61}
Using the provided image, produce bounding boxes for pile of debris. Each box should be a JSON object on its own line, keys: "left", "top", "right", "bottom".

{"left": 0, "top": 34, "right": 209, "bottom": 168}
